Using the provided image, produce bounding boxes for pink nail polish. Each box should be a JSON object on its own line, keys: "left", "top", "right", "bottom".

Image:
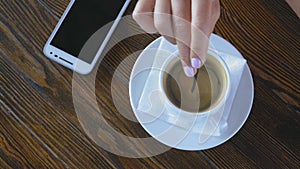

{"left": 184, "top": 66, "right": 195, "bottom": 77}
{"left": 191, "top": 58, "right": 202, "bottom": 69}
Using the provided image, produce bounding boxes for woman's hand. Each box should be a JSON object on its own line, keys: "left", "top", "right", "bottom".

{"left": 133, "top": 0, "right": 220, "bottom": 77}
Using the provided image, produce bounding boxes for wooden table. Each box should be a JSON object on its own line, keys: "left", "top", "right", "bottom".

{"left": 0, "top": 0, "right": 299, "bottom": 168}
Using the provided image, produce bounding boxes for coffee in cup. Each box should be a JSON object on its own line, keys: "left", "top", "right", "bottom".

{"left": 162, "top": 53, "right": 229, "bottom": 113}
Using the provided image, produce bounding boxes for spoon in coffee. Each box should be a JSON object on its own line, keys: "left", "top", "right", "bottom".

{"left": 191, "top": 69, "right": 200, "bottom": 93}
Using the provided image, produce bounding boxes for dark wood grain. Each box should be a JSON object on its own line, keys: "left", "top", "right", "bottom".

{"left": 0, "top": 0, "right": 299, "bottom": 168}
{"left": 0, "top": 0, "right": 213, "bottom": 168}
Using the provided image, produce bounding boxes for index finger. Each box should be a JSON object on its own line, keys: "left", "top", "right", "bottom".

{"left": 190, "top": 0, "right": 220, "bottom": 68}
{"left": 171, "top": 0, "right": 194, "bottom": 77}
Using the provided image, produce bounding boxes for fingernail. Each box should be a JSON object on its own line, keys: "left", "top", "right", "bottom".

{"left": 184, "top": 66, "right": 195, "bottom": 77}
{"left": 191, "top": 58, "right": 202, "bottom": 69}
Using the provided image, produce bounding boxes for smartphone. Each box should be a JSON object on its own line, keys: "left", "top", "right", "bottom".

{"left": 44, "top": 0, "right": 131, "bottom": 74}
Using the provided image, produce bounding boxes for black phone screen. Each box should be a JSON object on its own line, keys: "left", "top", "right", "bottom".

{"left": 51, "top": 0, "right": 126, "bottom": 64}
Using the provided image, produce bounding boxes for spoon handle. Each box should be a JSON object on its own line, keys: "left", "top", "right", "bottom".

{"left": 191, "top": 69, "right": 199, "bottom": 93}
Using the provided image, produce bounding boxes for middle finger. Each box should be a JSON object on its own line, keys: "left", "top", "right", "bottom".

{"left": 171, "top": 0, "right": 194, "bottom": 77}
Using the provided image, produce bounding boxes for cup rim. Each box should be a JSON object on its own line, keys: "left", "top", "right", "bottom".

{"left": 159, "top": 49, "right": 231, "bottom": 116}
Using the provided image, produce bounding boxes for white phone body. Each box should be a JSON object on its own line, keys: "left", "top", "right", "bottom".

{"left": 43, "top": 0, "right": 131, "bottom": 74}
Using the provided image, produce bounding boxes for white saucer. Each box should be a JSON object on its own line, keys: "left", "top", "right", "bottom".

{"left": 129, "top": 34, "right": 254, "bottom": 150}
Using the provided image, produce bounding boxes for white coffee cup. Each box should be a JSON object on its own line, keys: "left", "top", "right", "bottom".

{"left": 159, "top": 49, "right": 231, "bottom": 117}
